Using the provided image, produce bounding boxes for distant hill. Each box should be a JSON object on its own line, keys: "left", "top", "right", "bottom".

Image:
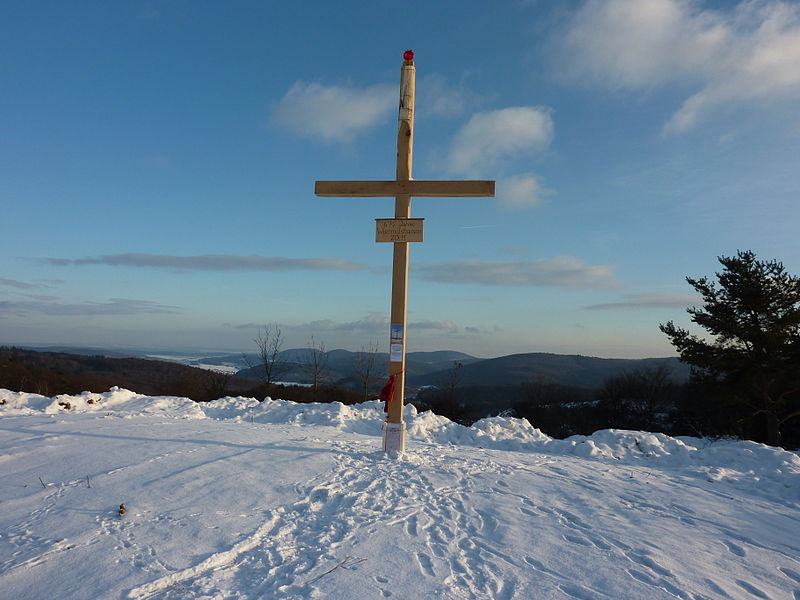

{"left": 409, "top": 353, "right": 690, "bottom": 388}
{"left": 235, "top": 348, "right": 688, "bottom": 389}
{"left": 0, "top": 347, "right": 261, "bottom": 400}
{"left": 4, "top": 344, "right": 689, "bottom": 393}
{"left": 235, "top": 348, "right": 479, "bottom": 385}
{"left": 15, "top": 345, "right": 143, "bottom": 359}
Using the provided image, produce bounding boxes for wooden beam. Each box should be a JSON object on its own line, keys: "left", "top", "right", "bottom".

{"left": 315, "top": 179, "right": 495, "bottom": 198}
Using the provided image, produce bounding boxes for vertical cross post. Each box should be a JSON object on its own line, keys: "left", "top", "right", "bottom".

{"left": 314, "top": 51, "right": 494, "bottom": 455}
{"left": 383, "top": 53, "right": 416, "bottom": 452}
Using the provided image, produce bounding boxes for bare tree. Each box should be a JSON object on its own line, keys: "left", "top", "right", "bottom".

{"left": 247, "top": 324, "right": 286, "bottom": 390}
{"left": 202, "top": 369, "right": 232, "bottom": 401}
{"left": 303, "top": 336, "right": 330, "bottom": 400}
{"left": 441, "top": 360, "right": 464, "bottom": 400}
{"left": 353, "top": 340, "right": 381, "bottom": 402}
{"left": 597, "top": 366, "right": 675, "bottom": 431}
{"left": 427, "top": 361, "right": 470, "bottom": 423}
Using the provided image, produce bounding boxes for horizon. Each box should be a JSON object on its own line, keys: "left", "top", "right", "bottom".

{"left": 2, "top": 1, "right": 798, "bottom": 360}
{"left": 2, "top": 340, "right": 683, "bottom": 363}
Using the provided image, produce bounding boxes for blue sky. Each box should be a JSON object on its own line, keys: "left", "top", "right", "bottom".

{"left": 2, "top": 0, "right": 799, "bottom": 358}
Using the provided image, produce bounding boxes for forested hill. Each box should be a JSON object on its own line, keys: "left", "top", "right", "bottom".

{"left": 409, "top": 353, "right": 690, "bottom": 388}
{"left": 2, "top": 346, "right": 688, "bottom": 394}
{"left": 0, "top": 347, "right": 259, "bottom": 400}
{"left": 233, "top": 349, "right": 688, "bottom": 389}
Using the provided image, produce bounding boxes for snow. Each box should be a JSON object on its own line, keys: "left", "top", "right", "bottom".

{"left": 1, "top": 388, "right": 799, "bottom": 600}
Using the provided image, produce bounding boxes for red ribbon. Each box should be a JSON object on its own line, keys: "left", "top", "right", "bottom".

{"left": 379, "top": 373, "right": 398, "bottom": 413}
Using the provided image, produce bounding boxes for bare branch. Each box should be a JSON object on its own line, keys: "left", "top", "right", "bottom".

{"left": 353, "top": 340, "right": 381, "bottom": 402}
{"left": 303, "top": 336, "right": 330, "bottom": 400}
{"left": 252, "top": 324, "right": 286, "bottom": 389}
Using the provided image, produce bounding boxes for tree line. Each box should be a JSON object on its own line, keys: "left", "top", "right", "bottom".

{"left": 0, "top": 347, "right": 363, "bottom": 406}
{"left": 420, "top": 251, "right": 800, "bottom": 449}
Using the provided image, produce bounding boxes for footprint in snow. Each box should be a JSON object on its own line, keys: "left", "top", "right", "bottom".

{"left": 735, "top": 579, "right": 769, "bottom": 599}
{"left": 415, "top": 552, "right": 436, "bottom": 577}
{"left": 557, "top": 582, "right": 595, "bottom": 600}
{"left": 404, "top": 514, "right": 418, "bottom": 537}
{"left": 373, "top": 575, "right": 392, "bottom": 597}
{"left": 780, "top": 567, "right": 800, "bottom": 583}
{"left": 722, "top": 539, "right": 747, "bottom": 557}
{"left": 562, "top": 533, "right": 593, "bottom": 547}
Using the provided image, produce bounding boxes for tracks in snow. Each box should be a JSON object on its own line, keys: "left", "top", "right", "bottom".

{"left": 126, "top": 440, "right": 800, "bottom": 600}
{"left": 127, "top": 444, "right": 525, "bottom": 600}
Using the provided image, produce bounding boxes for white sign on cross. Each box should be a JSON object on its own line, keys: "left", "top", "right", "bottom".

{"left": 315, "top": 50, "right": 495, "bottom": 454}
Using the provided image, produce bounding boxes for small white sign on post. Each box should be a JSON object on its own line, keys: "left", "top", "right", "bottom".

{"left": 389, "top": 324, "right": 404, "bottom": 361}
{"left": 390, "top": 344, "right": 403, "bottom": 362}
{"left": 376, "top": 218, "right": 424, "bottom": 243}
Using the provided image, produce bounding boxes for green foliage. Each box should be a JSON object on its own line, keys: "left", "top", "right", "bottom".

{"left": 660, "top": 251, "right": 800, "bottom": 446}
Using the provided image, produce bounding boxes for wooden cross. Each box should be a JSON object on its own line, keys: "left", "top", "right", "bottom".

{"left": 315, "top": 50, "right": 495, "bottom": 454}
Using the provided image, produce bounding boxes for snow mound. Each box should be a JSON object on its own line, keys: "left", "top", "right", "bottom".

{"left": 0, "top": 387, "right": 207, "bottom": 418}
{"left": 2, "top": 387, "right": 798, "bottom": 503}
{"left": 248, "top": 397, "right": 388, "bottom": 436}
{"left": 407, "top": 412, "right": 551, "bottom": 450}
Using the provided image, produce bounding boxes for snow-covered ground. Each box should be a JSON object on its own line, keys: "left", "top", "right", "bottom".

{"left": 1, "top": 388, "right": 799, "bottom": 600}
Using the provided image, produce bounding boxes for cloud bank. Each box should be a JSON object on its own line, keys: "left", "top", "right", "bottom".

{"left": 271, "top": 81, "right": 395, "bottom": 142}
{"left": 557, "top": 0, "right": 800, "bottom": 133}
{"left": 0, "top": 277, "right": 41, "bottom": 290}
{"left": 41, "top": 253, "right": 371, "bottom": 273}
{"left": 416, "top": 256, "right": 618, "bottom": 289}
{"left": 0, "top": 297, "right": 179, "bottom": 317}
{"left": 230, "top": 313, "right": 462, "bottom": 335}
{"left": 294, "top": 315, "right": 460, "bottom": 335}
{"left": 585, "top": 292, "right": 699, "bottom": 310}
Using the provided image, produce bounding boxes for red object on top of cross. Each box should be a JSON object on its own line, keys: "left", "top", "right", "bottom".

{"left": 403, "top": 50, "right": 414, "bottom": 61}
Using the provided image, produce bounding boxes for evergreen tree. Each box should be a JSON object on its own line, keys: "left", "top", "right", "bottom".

{"left": 660, "top": 251, "right": 800, "bottom": 447}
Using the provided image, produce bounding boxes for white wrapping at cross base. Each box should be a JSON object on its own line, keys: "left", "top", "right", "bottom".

{"left": 1, "top": 387, "right": 799, "bottom": 600}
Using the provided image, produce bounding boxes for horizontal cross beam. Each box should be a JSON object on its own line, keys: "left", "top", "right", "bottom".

{"left": 315, "top": 179, "right": 495, "bottom": 198}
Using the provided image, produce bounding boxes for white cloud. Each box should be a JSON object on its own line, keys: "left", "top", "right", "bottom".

{"left": 271, "top": 81, "right": 395, "bottom": 142}
{"left": 499, "top": 173, "right": 549, "bottom": 208}
{"left": 417, "top": 74, "right": 468, "bottom": 117}
{"left": 448, "top": 106, "right": 554, "bottom": 175}
{"left": 556, "top": 0, "right": 800, "bottom": 133}
{"left": 416, "top": 256, "right": 618, "bottom": 289}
